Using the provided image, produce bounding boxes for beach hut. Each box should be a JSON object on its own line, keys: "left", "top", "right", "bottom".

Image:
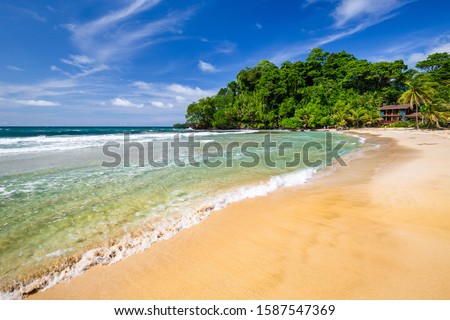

{"left": 378, "top": 104, "right": 415, "bottom": 124}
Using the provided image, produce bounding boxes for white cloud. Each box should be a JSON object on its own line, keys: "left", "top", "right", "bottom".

{"left": 132, "top": 81, "right": 154, "bottom": 91}
{"left": 256, "top": 23, "right": 262, "bottom": 30}
{"left": 82, "top": 0, "right": 161, "bottom": 34}
{"left": 167, "top": 83, "right": 214, "bottom": 99}
{"left": 111, "top": 97, "right": 144, "bottom": 108}
{"left": 13, "top": 99, "right": 60, "bottom": 107}
{"left": 150, "top": 100, "right": 174, "bottom": 108}
{"left": 198, "top": 60, "right": 218, "bottom": 73}
{"left": 405, "top": 52, "right": 427, "bottom": 68}
{"left": 431, "top": 42, "right": 450, "bottom": 55}
{"left": 150, "top": 101, "right": 165, "bottom": 108}
{"left": 6, "top": 65, "right": 24, "bottom": 72}
{"left": 405, "top": 39, "right": 450, "bottom": 68}
{"left": 175, "top": 95, "right": 186, "bottom": 103}
{"left": 50, "top": 65, "right": 61, "bottom": 72}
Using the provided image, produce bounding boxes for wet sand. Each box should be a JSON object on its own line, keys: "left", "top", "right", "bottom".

{"left": 31, "top": 129, "right": 450, "bottom": 299}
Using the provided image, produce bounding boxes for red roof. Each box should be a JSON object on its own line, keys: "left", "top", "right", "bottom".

{"left": 378, "top": 104, "right": 411, "bottom": 110}
{"left": 405, "top": 112, "right": 422, "bottom": 118}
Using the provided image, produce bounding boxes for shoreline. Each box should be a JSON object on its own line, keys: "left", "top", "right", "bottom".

{"left": 30, "top": 128, "right": 450, "bottom": 299}
{"left": 2, "top": 130, "right": 357, "bottom": 300}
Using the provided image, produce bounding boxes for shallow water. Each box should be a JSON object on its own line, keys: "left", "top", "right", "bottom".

{"left": 0, "top": 127, "right": 363, "bottom": 298}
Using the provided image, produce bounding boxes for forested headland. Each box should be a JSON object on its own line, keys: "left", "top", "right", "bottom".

{"left": 181, "top": 48, "right": 450, "bottom": 129}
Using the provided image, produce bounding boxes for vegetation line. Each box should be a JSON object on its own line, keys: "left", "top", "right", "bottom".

{"left": 178, "top": 48, "right": 450, "bottom": 130}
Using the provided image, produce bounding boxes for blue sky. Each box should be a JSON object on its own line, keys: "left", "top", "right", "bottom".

{"left": 0, "top": 0, "right": 449, "bottom": 126}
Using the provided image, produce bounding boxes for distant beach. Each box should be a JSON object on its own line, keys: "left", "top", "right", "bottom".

{"left": 30, "top": 128, "right": 450, "bottom": 299}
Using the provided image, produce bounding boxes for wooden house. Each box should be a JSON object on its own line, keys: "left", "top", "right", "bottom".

{"left": 378, "top": 104, "right": 419, "bottom": 124}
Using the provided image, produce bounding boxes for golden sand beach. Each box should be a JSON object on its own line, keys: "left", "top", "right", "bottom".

{"left": 31, "top": 129, "right": 450, "bottom": 300}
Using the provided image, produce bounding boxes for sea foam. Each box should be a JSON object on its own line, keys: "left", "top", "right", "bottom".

{"left": 0, "top": 130, "right": 258, "bottom": 155}
{"left": 0, "top": 167, "right": 316, "bottom": 300}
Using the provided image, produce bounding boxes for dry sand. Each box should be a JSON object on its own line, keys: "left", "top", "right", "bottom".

{"left": 31, "top": 129, "right": 450, "bottom": 299}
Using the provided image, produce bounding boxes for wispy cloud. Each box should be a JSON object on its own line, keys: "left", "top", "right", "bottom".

{"left": 132, "top": 81, "right": 216, "bottom": 108}
{"left": 303, "top": 0, "right": 336, "bottom": 9}
{"left": 99, "top": 81, "right": 216, "bottom": 112}
{"left": 73, "top": 65, "right": 110, "bottom": 78}
{"left": 304, "top": 0, "right": 322, "bottom": 6}
{"left": 371, "top": 34, "right": 450, "bottom": 68}
{"left": 431, "top": 42, "right": 450, "bottom": 55}
{"left": 46, "top": 5, "right": 56, "bottom": 13}
{"left": 10, "top": 99, "right": 60, "bottom": 107}
{"left": 271, "top": 24, "right": 373, "bottom": 64}
{"left": 166, "top": 83, "right": 215, "bottom": 100}
{"left": 80, "top": 0, "right": 161, "bottom": 33}
{"left": 50, "top": 65, "right": 63, "bottom": 72}
{"left": 256, "top": 23, "right": 263, "bottom": 30}
{"left": 50, "top": 65, "right": 71, "bottom": 77}
{"left": 198, "top": 60, "right": 218, "bottom": 73}
{"left": 318, "top": 13, "right": 395, "bottom": 45}
{"left": 1, "top": 1, "right": 198, "bottom": 122}
{"left": 6, "top": 5, "right": 47, "bottom": 22}
{"left": 150, "top": 100, "right": 174, "bottom": 109}
{"left": 271, "top": 23, "right": 379, "bottom": 63}
{"left": 0, "top": 78, "right": 96, "bottom": 111}
{"left": 53, "top": 54, "right": 110, "bottom": 78}
{"left": 111, "top": 97, "right": 144, "bottom": 108}
{"left": 65, "top": 0, "right": 194, "bottom": 63}
{"left": 271, "top": 0, "right": 411, "bottom": 63}
{"left": 333, "top": 0, "right": 409, "bottom": 28}
{"left": 6, "top": 65, "right": 25, "bottom": 72}
{"left": 61, "top": 55, "right": 95, "bottom": 68}
{"left": 215, "top": 40, "right": 237, "bottom": 54}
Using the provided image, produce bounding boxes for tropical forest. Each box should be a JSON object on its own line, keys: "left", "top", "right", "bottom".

{"left": 182, "top": 48, "right": 450, "bottom": 129}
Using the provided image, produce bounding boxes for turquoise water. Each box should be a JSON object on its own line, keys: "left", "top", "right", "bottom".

{"left": 0, "top": 127, "right": 363, "bottom": 299}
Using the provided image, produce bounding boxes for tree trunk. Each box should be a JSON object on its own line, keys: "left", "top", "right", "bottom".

{"left": 415, "top": 104, "right": 419, "bottom": 130}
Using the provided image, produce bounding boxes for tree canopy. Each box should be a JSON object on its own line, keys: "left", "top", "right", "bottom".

{"left": 183, "top": 48, "right": 450, "bottom": 129}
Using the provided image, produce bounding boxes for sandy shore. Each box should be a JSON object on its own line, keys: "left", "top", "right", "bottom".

{"left": 31, "top": 129, "right": 450, "bottom": 299}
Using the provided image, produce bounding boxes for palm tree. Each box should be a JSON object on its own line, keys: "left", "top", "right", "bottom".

{"left": 333, "top": 108, "right": 348, "bottom": 128}
{"left": 347, "top": 108, "right": 368, "bottom": 128}
{"left": 422, "top": 103, "right": 449, "bottom": 128}
{"left": 398, "top": 74, "right": 437, "bottom": 129}
{"left": 365, "top": 109, "right": 382, "bottom": 127}
{"left": 298, "top": 113, "right": 311, "bottom": 129}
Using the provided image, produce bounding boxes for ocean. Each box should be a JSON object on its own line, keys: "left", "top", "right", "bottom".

{"left": 0, "top": 127, "right": 364, "bottom": 299}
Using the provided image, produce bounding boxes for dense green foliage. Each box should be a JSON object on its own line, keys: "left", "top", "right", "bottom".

{"left": 183, "top": 48, "right": 450, "bottom": 129}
